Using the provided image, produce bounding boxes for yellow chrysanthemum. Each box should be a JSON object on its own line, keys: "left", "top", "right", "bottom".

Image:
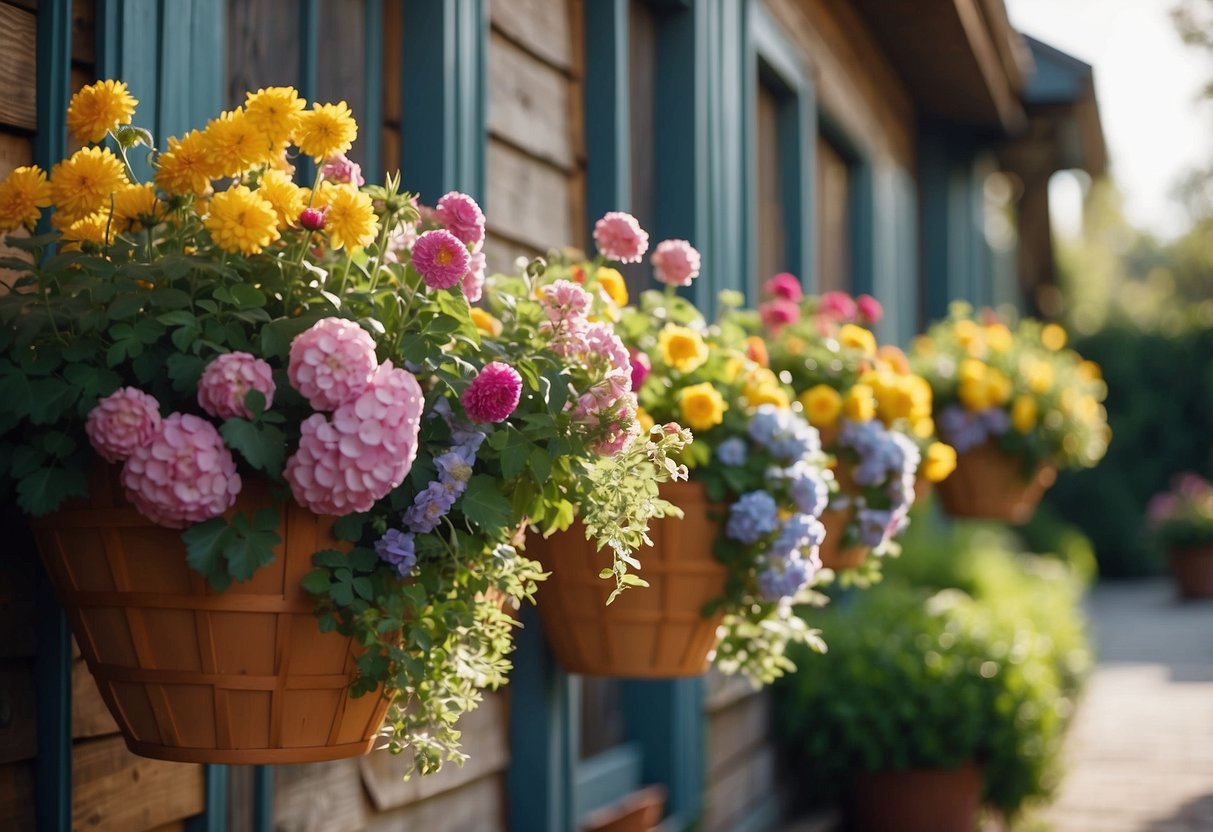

{"left": 954, "top": 319, "right": 982, "bottom": 353}
{"left": 295, "top": 101, "right": 358, "bottom": 160}
{"left": 744, "top": 369, "right": 788, "bottom": 409}
{"left": 658, "top": 324, "right": 709, "bottom": 373}
{"left": 0, "top": 165, "right": 52, "bottom": 232}
{"left": 256, "top": 169, "right": 307, "bottom": 229}
{"left": 984, "top": 323, "right": 1013, "bottom": 353}
{"left": 596, "top": 267, "right": 628, "bottom": 307}
{"left": 874, "top": 376, "right": 916, "bottom": 425}
{"left": 111, "top": 183, "right": 161, "bottom": 230}
{"left": 244, "top": 86, "right": 305, "bottom": 147}
{"left": 1011, "top": 395, "right": 1037, "bottom": 433}
{"left": 49, "top": 147, "right": 128, "bottom": 225}
{"left": 204, "top": 185, "right": 280, "bottom": 255}
{"left": 470, "top": 307, "right": 503, "bottom": 337}
{"left": 61, "top": 211, "right": 115, "bottom": 247}
{"left": 635, "top": 406, "right": 655, "bottom": 434}
{"left": 922, "top": 442, "right": 957, "bottom": 483}
{"left": 1078, "top": 360, "right": 1102, "bottom": 381}
{"left": 156, "top": 130, "right": 213, "bottom": 196}
{"left": 985, "top": 370, "right": 1013, "bottom": 407}
{"left": 959, "top": 378, "right": 989, "bottom": 411}
{"left": 958, "top": 359, "right": 987, "bottom": 383}
{"left": 315, "top": 182, "right": 378, "bottom": 251}
{"left": 799, "top": 385, "right": 843, "bottom": 428}
{"left": 844, "top": 384, "right": 876, "bottom": 421}
{"left": 66, "top": 80, "right": 137, "bottom": 144}
{"left": 838, "top": 323, "right": 877, "bottom": 356}
{"left": 912, "top": 417, "right": 935, "bottom": 439}
{"left": 723, "top": 354, "right": 746, "bottom": 382}
{"left": 678, "top": 382, "right": 727, "bottom": 431}
{"left": 1041, "top": 323, "right": 1067, "bottom": 351}
{"left": 1023, "top": 358, "right": 1054, "bottom": 394}
{"left": 201, "top": 110, "right": 272, "bottom": 178}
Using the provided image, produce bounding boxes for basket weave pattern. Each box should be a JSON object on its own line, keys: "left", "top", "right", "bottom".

{"left": 936, "top": 441, "right": 1057, "bottom": 524}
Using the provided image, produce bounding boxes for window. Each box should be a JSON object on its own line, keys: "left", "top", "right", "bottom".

{"left": 815, "top": 131, "right": 852, "bottom": 292}
{"left": 755, "top": 82, "right": 787, "bottom": 287}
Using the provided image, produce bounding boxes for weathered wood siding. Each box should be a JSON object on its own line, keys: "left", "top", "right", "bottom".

{"left": 703, "top": 670, "right": 782, "bottom": 832}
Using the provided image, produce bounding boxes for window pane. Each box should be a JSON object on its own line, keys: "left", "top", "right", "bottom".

{"left": 756, "top": 81, "right": 786, "bottom": 291}
{"left": 580, "top": 678, "right": 628, "bottom": 759}
{"left": 815, "top": 133, "right": 852, "bottom": 292}
{"left": 624, "top": 0, "right": 657, "bottom": 295}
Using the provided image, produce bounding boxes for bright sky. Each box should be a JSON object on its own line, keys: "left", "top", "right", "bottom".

{"left": 1007, "top": 0, "right": 1211, "bottom": 239}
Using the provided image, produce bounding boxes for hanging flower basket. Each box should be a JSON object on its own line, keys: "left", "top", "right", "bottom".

{"left": 530, "top": 481, "right": 728, "bottom": 678}
{"left": 936, "top": 441, "right": 1056, "bottom": 524}
{"left": 851, "top": 763, "right": 984, "bottom": 832}
{"left": 817, "top": 508, "right": 869, "bottom": 571}
{"left": 32, "top": 467, "right": 392, "bottom": 764}
{"left": 1168, "top": 547, "right": 1213, "bottom": 599}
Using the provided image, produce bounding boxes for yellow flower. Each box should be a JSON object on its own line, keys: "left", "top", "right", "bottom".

{"left": 678, "top": 382, "right": 727, "bottom": 431}
{"left": 61, "top": 211, "right": 115, "bottom": 247}
{"left": 1078, "top": 360, "right": 1102, "bottom": 381}
{"left": 838, "top": 323, "right": 877, "bottom": 355}
{"left": 875, "top": 376, "right": 916, "bottom": 425}
{"left": 0, "top": 165, "right": 51, "bottom": 232}
{"left": 636, "top": 406, "right": 655, "bottom": 434}
{"left": 66, "top": 80, "right": 137, "bottom": 144}
{"left": 314, "top": 182, "right": 378, "bottom": 251}
{"left": 201, "top": 110, "right": 272, "bottom": 178}
{"left": 244, "top": 86, "right": 305, "bottom": 147}
{"left": 295, "top": 101, "right": 358, "bottom": 160}
{"left": 745, "top": 374, "right": 790, "bottom": 410}
{"left": 723, "top": 354, "right": 746, "bottom": 381}
{"left": 922, "top": 442, "right": 957, "bottom": 483}
{"left": 958, "top": 359, "right": 987, "bottom": 383}
{"left": 911, "top": 335, "right": 935, "bottom": 356}
{"left": 984, "top": 369, "right": 1013, "bottom": 407}
{"left": 658, "top": 324, "right": 709, "bottom": 373}
{"left": 844, "top": 384, "right": 876, "bottom": 421}
{"left": 204, "top": 185, "right": 280, "bottom": 254}
{"left": 256, "top": 169, "right": 307, "bottom": 229}
{"left": 156, "top": 130, "right": 213, "bottom": 196}
{"left": 49, "top": 147, "right": 128, "bottom": 225}
{"left": 799, "top": 384, "right": 842, "bottom": 428}
{"left": 876, "top": 345, "right": 910, "bottom": 374}
{"left": 470, "top": 307, "right": 503, "bottom": 337}
{"left": 912, "top": 417, "right": 935, "bottom": 439}
{"left": 984, "top": 323, "right": 1013, "bottom": 353}
{"left": 958, "top": 377, "right": 990, "bottom": 411}
{"left": 1041, "top": 323, "right": 1067, "bottom": 350}
{"left": 111, "top": 183, "right": 161, "bottom": 230}
{"left": 1023, "top": 358, "right": 1054, "bottom": 394}
{"left": 954, "top": 319, "right": 982, "bottom": 353}
{"left": 1011, "top": 395, "right": 1037, "bottom": 433}
{"left": 596, "top": 267, "right": 628, "bottom": 307}
{"left": 784, "top": 335, "right": 807, "bottom": 356}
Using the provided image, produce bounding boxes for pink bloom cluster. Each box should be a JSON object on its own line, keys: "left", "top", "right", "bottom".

{"left": 288, "top": 318, "right": 378, "bottom": 411}
{"left": 593, "top": 211, "right": 649, "bottom": 263}
{"left": 764, "top": 272, "right": 803, "bottom": 302}
{"left": 572, "top": 387, "right": 640, "bottom": 456}
{"left": 760, "top": 299, "right": 800, "bottom": 332}
{"left": 412, "top": 229, "right": 471, "bottom": 290}
{"left": 85, "top": 387, "right": 162, "bottom": 463}
{"left": 406, "top": 192, "right": 486, "bottom": 301}
{"left": 435, "top": 191, "right": 485, "bottom": 248}
{"left": 320, "top": 152, "right": 365, "bottom": 187}
{"left": 817, "top": 291, "right": 883, "bottom": 325}
{"left": 461, "top": 362, "right": 523, "bottom": 423}
{"left": 651, "top": 239, "right": 701, "bottom": 287}
{"left": 198, "top": 352, "right": 276, "bottom": 420}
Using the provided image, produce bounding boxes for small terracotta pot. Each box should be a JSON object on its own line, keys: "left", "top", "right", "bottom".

{"left": 817, "top": 508, "right": 869, "bottom": 571}
{"left": 936, "top": 442, "right": 1056, "bottom": 524}
{"left": 31, "top": 467, "right": 392, "bottom": 764}
{"left": 1168, "top": 546, "right": 1213, "bottom": 599}
{"left": 529, "top": 481, "right": 727, "bottom": 677}
{"left": 851, "top": 762, "right": 984, "bottom": 832}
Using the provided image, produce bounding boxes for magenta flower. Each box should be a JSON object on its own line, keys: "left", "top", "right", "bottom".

{"left": 462, "top": 362, "right": 523, "bottom": 423}
{"left": 593, "top": 211, "right": 649, "bottom": 263}
{"left": 630, "top": 351, "right": 651, "bottom": 390}
{"left": 320, "top": 152, "right": 365, "bottom": 187}
{"left": 760, "top": 299, "right": 800, "bottom": 332}
{"left": 434, "top": 191, "right": 486, "bottom": 247}
{"left": 540, "top": 279, "right": 592, "bottom": 324}
{"left": 412, "top": 229, "right": 471, "bottom": 290}
{"left": 818, "top": 291, "right": 858, "bottom": 322}
{"left": 86, "top": 387, "right": 162, "bottom": 463}
{"left": 764, "top": 272, "right": 803, "bottom": 302}
{"left": 299, "top": 206, "right": 327, "bottom": 231}
{"left": 121, "top": 413, "right": 241, "bottom": 528}
{"left": 856, "top": 294, "right": 883, "bottom": 324}
{"left": 651, "top": 239, "right": 701, "bottom": 287}
{"left": 462, "top": 249, "right": 486, "bottom": 303}
{"left": 288, "top": 318, "right": 378, "bottom": 411}
{"left": 197, "top": 352, "right": 276, "bottom": 420}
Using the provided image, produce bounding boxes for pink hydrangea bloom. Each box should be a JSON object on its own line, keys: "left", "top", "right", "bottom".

{"left": 288, "top": 318, "right": 378, "bottom": 411}
{"left": 85, "top": 387, "right": 162, "bottom": 463}
{"left": 540, "top": 279, "right": 592, "bottom": 324}
{"left": 630, "top": 350, "right": 651, "bottom": 390}
{"left": 462, "top": 249, "right": 486, "bottom": 303}
{"left": 651, "top": 239, "right": 701, "bottom": 287}
{"left": 764, "top": 272, "right": 803, "bottom": 302}
{"left": 584, "top": 322, "right": 631, "bottom": 377}
{"left": 320, "top": 152, "right": 365, "bottom": 187}
{"left": 593, "top": 211, "right": 649, "bottom": 263}
{"left": 462, "top": 362, "right": 523, "bottom": 423}
{"left": 856, "top": 294, "right": 883, "bottom": 324}
{"left": 285, "top": 362, "right": 423, "bottom": 515}
{"left": 434, "top": 191, "right": 486, "bottom": 247}
{"left": 412, "top": 229, "right": 471, "bottom": 290}
{"left": 760, "top": 298, "right": 800, "bottom": 332}
{"left": 121, "top": 413, "right": 241, "bottom": 528}
{"left": 818, "top": 291, "right": 858, "bottom": 322}
{"left": 197, "top": 352, "right": 276, "bottom": 420}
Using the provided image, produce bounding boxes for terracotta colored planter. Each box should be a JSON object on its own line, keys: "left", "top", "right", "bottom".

{"left": 817, "top": 508, "right": 869, "bottom": 571}
{"left": 529, "top": 481, "right": 727, "bottom": 677}
{"left": 851, "top": 763, "right": 984, "bottom": 832}
{"left": 936, "top": 442, "right": 1056, "bottom": 524}
{"left": 31, "top": 467, "right": 392, "bottom": 764}
{"left": 1168, "top": 546, "right": 1213, "bottom": 599}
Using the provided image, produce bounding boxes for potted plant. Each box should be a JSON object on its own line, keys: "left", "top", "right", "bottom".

{"left": 1147, "top": 473, "right": 1213, "bottom": 598}
{"left": 910, "top": 303, "right": 1110, "bottom": 523}
{"left": 0, "top": 81, "right": 678, "bottom": 773}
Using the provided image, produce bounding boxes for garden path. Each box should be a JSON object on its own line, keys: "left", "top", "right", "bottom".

{"left": 1041, "top": 579, "right": 1213, "bottom": 832}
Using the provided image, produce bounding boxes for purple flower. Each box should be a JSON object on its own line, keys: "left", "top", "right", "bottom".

{"left": 773, "top": 513, "right": 826, "bottom": 556}
{"left": 403, "top": 480, "right": 458, "bottom": 533}
{"left": 726, "top": 490, "right": 779, "bottom": 544}
{"left": 757, "top": 555, "right": 816, "bottom": 602}
{"left": 375, "top": 529, "right": 416, "bottom": 577}
{"left": 716, "top": 437, "right": 747, "bottom": 467}
{"left": 786, "top": 461, "right": 829, "bottom": 516}
{"left": 979, "top": 407, "right": 1010, "bottom": 437}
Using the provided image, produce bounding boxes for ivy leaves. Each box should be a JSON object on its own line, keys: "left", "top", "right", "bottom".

{"left": 182, "top": 509, "right": 282, "bottom": 591}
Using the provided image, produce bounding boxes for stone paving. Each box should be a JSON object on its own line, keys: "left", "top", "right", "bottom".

{"left": 1041, "top": 579, "right": 1213, "bottom": 832}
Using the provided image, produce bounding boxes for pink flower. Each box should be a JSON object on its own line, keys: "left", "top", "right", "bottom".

{"left": 818, "top": 291, "right": 858, "bottom": 322}
{"left": 285, "top": 362, "right": 423, "bottom": 515}
{"left": 121, "top": 413, "right": 241, "bottom": 528}
{"left": 856, "top": 294, "right": 883, "bottom": 324}
{"left": 760, "top": 299, "right": 800, "bottom": 332}
{"left": 1147, "top": 493, "right": 1177, "bottom": 523}
{"left": 584, "top": 322, "right": 631, "bottom": 377}
{"left": 197, "top": 352, "right": 276, "bottom": 420}
{"left": 593, "top": 211, "right": 649, "bottom": 263}
{"left": 288, "top": 318, "right": 378, "bottom": 411}
{"left": 320, "top": 152, "right": 365, "bottom": 187}
{"left": 462, "top": 362, "right": 522, "bottom": 423}
{"left": 383, "top": 220, "right": 417, "bottom": 263}
{"left": 462, "top": 249, "right": 486, "bottom": 303}
{"left": 574, "top": 389, "right": 639, "bottom": 455}
{"left": 764, "top": 272, "right": 802, "bottom": 302}
{"left": 540, "top": 279, "right": 592, "bottom": 324}
{"left": 651, "top": 239, "right": 701, "bottom": 287}
{"left": 411, "top": 229, "right": 471, "bottom": 290}
{"left": 630, "top": 351, "right": 651, "bottom": 390}
{"left": 434, "top": 191, "right": 486, "bottom": 247}
{"left": 299, "top": 207, "right": 327, "bottom": 231}
{"left": 85, "top": 387, "right": 162, "bottom": 463}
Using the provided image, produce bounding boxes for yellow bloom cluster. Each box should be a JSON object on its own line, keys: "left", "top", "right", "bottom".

{"left": 0, "top": 166, "right": 51, "bottom": 232}
{"left": 799, "top": 384, "right": 842, "bottom": 428}
{"left": 596, "top": 268, "right": 628, "bottom": 307}
{"left": 658, "top": 325, "right": 709, "bottom": 373}
{"left": 66, "top": 80, "right": 137, "bottom": 144}
{"left": 921, "top": 442, "right": 957, "bottom": 482}
{"left": 957, "top": 359, "right": 1013, "bottom": 411}
{"left": 742, "top": 367, "right": 789, "bottom": 409}
{"left": 314, "top": 182, "right": 379, "bottom": 251}
{"left": 679, "top": 382, "right": 727, "bottom": 431}
{"left": 204, "top": 185, "right": 280, "bottom": 255}
{"left": 838, "top": 323, "right": 877, "bottom": 355}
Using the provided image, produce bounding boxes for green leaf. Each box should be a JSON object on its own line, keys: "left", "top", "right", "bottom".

{"left": 230, "top": 284, "right": 267, "bottom": 309}
{"left": 156, "top": 310, "right": 196, "bottom": 327}
{"left": 542, "top": 499, "right": 576, "bottom": 537}
{"left": 183, "top": 518, "right": 236, "bottom": 591}
{"left": 107, "top": 293, "right": 145, "bottom": 319}
{"left": 244, "top": 388, "right": 266, "bottom": 419}
{"left": 500, "top": 439, "right": 530, "bottom": 480}
{"left": 148, "top": 288, "right": 192, "bottom": 309}
{"left": 300, "top": 569, "right": 332, "bottom": 595}
{"left": 314, "top": 549, "right": 350, "bottom": 568}
{"left": 224, "top": 519, "right": 280, "bottom": 582}
{"left": 16, "top": 467, "right": 87, "bottom": 516}
{"left": 460, "top": 475, "right": 513, "bottom": 531}
{"left": 220, "top": 419, "right": 286, "bottom": 477}
{"left": 528, "top": 448, "right": 551, "bottom": 483}
{"left": 25, "top": 379, "right": 78, "bottom": 425}
{"left": 333, "top": 514, "right": 367, "bottom": 543}
{"left": 166, "top": 353, "right": 205, "bottom": 393}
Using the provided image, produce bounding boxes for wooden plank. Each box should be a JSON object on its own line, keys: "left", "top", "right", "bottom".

{"left": 72, "top": 658, "right": 119, "bottom": 739}
{"left": 316, "top": 0, "right": 366, "bottom": 127}
{"left": 486, "top": 139, "right": 574, "bottom": 250}
{"left": 702, "top": 745, "right": 776, "bottom": 832}
{"left": 0, "top": 505, "right": 38, "bottom": 656}
{"left": 0, "top": 5, "right": 37, "bottom": 131}
{"left": 0, "top": 761, "right": 35, "bottom": 830}
{"left": 706, "top": 690, "right": 770, "bottom": 778}
{"left": 488, "top": 30, "right": 575, "bottom": 170}
{"left": 225, "top": 0, "right": 300, "bottom": 108}
{"left": 361, "top": 773, "right": 506, "bottom": 832}
{"left": 483, "top": 231, "right": 538, "bottom": 278}
{"left": 72, "top": 735, "right": 205, "bottom": 832}
{"left": 490, "top": 0, "right": 572, "bottom": 71}
{"left": 382, "top": 0, "right": 401, "bottom": 124}
{"left": 273, "top": 759, "right": 369, "bottom": 832}
{"left": 0, "top": 662, "right": 36, "bottom": 764}
{"left": 72, "top": 0, "right": 96, "bottom": 66}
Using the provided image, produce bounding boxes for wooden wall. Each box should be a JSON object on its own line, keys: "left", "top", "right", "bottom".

{"left": 703, "top": 671, "right": 782, "bottom": 832}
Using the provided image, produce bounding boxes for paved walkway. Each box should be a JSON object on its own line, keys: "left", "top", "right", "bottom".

{"left": 1042, "top": 579, "right": 1213, "bottom": 832}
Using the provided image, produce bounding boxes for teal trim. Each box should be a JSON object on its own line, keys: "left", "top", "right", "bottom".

{"left": 253, "top": 765, "right": 273, "bottom": 832}
{"left": 361, "top": 0, "right": 384, "bottom": 178}
{"left": 621, "top": 678, "right": 705, "bottom": 824}
{"left": 184, "top": 765, "right": 229, "bottom": 832}
{"left": 572, "top": 742, "right": 644, "bottom": 820}
{"left": 818, "top": 111, "right": 875, "bottom": 296}
{"left": 584, "top": 0, "right": 631, "bottom": 227}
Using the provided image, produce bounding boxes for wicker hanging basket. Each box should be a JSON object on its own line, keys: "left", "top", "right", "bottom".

{"left": 31, "top": 467, "right": 392, "bottom": 765}
{"left": 936, "top": 442, "right": 1056, "bottom": 524}
{"left": 529, "top": 481, "right": 727, "bottom": 678}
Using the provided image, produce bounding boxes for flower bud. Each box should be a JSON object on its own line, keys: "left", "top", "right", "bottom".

{"left": 299, "top": 206, "right": 327, "bottom": 231}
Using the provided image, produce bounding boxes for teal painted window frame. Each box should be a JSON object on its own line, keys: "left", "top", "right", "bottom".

{"left": 816, "top": 109, "right": 875, "bottom": 297}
